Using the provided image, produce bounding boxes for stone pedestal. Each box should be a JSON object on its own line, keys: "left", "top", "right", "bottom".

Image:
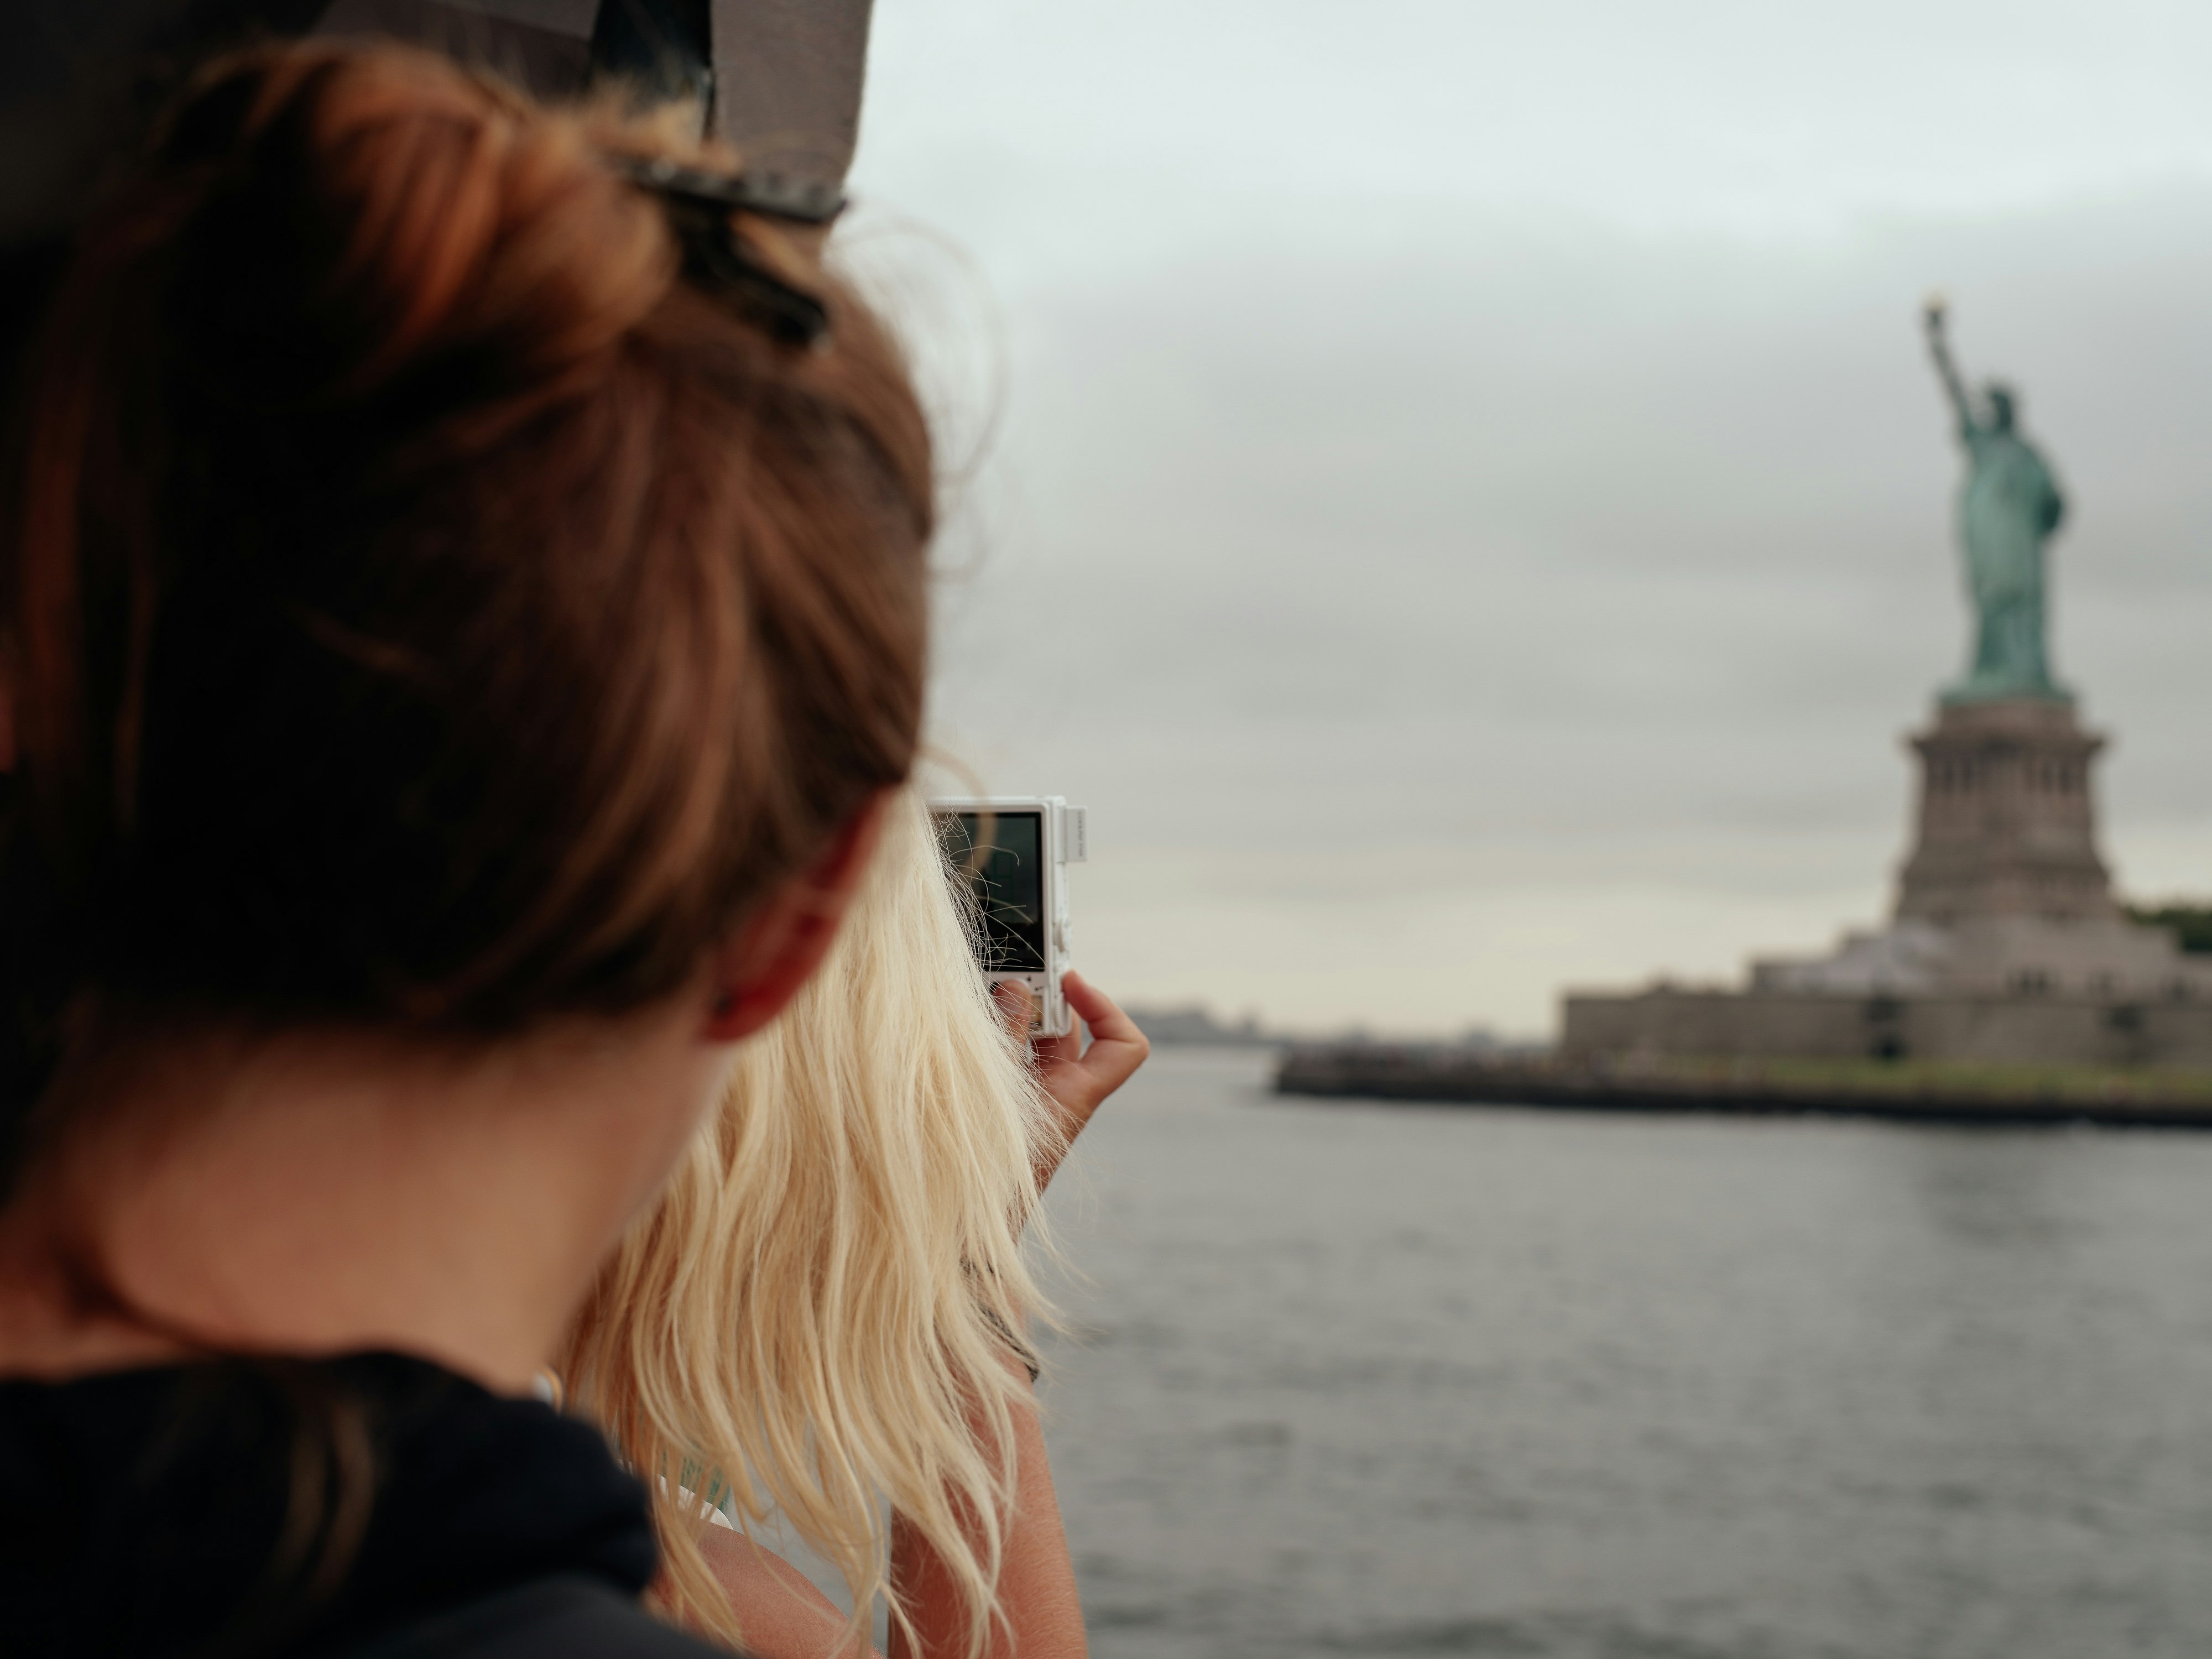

{"left": 1893, "top": 697, "right": 2114, "bottom": 926}
{"left": 1562, "top": 696, "right": 2212, "bottom": 1064}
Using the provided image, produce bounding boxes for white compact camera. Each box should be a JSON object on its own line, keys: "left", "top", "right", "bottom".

{"left": 930, "top": 797, "right": 1088, "bottom": 1039}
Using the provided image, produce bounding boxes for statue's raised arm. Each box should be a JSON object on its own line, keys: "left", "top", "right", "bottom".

{"left": 1923, "top": 297, "right": 1977, "bottom": 437}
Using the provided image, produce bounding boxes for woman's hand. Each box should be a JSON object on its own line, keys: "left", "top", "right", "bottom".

{"left": 995, "top": 971, "right": 1149, "bottom": 1193}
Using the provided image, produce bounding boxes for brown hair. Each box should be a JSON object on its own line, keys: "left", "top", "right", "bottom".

{"left": 0, "top": 41, "right": 932, "bottom": 1172}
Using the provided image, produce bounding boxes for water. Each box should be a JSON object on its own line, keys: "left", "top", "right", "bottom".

{"left": 1035, "top": 1047, "right": 2212, "bottom": 1659}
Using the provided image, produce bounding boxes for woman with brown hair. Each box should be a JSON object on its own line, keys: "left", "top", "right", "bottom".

{"left": 568, "top": 787, "right": 1149, "bottom": 1659}
{"left": 0, "top": 38, "right": 947, "bottom": 1657}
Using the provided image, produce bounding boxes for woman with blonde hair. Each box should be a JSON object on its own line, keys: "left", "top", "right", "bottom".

{"left": 566, "top": 787, "right": 1147, "bottom": 1658}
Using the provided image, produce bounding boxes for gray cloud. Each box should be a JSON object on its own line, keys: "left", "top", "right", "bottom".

{"left": 855, "top": 6, "right": 2212, "bottom": 1033}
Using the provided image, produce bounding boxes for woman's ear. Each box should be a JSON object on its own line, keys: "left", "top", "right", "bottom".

{"left": 700, "top": 789, "right": 891, "bottom": 1042}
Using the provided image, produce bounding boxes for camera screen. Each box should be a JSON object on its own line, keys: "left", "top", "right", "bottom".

{"left": 939, "top": 811, "right": 1047, "bottom": 973}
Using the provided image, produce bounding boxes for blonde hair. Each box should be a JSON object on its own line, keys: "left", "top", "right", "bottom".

{"left": 561, "top": 786, "right": 1058, "bottom": 1655}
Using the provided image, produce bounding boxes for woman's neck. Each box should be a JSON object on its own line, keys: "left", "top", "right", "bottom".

{"left": 0, "top": 1004, "right": 729, "bottom": 1391}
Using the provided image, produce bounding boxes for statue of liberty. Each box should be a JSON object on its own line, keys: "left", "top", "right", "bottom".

{"left": 1923, "top": 298, "right": 2069, "bottom": 703}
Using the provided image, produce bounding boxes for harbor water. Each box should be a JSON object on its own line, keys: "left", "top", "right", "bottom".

{"left": 1035, "top": 1046, "right": 2212, "bottom": 1659}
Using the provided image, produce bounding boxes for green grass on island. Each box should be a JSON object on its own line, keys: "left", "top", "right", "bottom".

{"left": 1607, "top": 1052, "right": 2212, "bottom": 1105}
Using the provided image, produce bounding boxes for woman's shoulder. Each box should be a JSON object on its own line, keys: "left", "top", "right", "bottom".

{"left": 0, "top": 1352, "right": 716, "bottom": 1658}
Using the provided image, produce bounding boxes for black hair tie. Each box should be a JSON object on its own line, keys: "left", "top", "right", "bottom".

{"left": 602, "top": 154, "right": 838, "bottom": 348}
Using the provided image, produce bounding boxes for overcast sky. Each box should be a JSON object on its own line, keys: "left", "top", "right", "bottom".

{"left": 843, "top": 0, "right": 2212, "bottom": 1037}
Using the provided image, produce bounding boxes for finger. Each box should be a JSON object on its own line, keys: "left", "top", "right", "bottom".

{"left": 1061, "top": 971, "right": 1144, "bottom": 1050}
{"left": 1061, "top": 1036, "right": 1146, "bottom": 1110}
{"left": 1061, "top": 974, "right": 1149, "bottom": 1090}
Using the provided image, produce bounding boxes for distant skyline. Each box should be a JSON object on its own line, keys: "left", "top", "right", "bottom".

{"left": 849, "top": 1, "right": 2212, "bottom": 1036}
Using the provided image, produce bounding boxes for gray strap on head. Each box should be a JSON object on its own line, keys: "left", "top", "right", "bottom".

{"left": 704, "top": 0, "right": 873, "bottom": 200}
{"left": 317, "top": 0, "right": 875, "bottom": 191}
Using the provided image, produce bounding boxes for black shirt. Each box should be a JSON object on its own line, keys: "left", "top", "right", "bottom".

{"left": 0, "top": 1350, "right": 733, "bottom": 1657}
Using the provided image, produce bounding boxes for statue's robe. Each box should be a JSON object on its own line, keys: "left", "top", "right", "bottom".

{"left": 1953, "top": 423, "right": 2064, "bottom": 700}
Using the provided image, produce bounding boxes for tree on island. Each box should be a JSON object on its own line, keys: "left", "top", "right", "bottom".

{"left": 2126, "top": 904, "right": 2212, "bottom": 956}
